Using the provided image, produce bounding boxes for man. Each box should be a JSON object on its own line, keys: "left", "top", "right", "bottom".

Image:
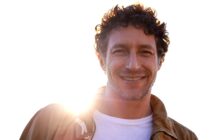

{"left": 20, "top": 3, "right": 197, "bottom": 140}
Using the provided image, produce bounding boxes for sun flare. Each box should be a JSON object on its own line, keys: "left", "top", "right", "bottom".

{"left": 61, "top": 92, "right": 96, "bottom": 115}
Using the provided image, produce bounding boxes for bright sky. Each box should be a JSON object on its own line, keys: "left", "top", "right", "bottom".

{"left": 0, "top": 0, "right": 213, "bottom": 139}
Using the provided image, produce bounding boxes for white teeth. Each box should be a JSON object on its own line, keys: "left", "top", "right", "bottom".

{"left": 123, "top": 77, "right": 142, "bottom": 81}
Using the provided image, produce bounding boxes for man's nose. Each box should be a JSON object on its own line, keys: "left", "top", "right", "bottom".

{"left": 126, "top": 52, "right": 140, "bottom": 71}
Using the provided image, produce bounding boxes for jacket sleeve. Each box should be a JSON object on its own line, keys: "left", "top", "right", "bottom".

{"left": 19, "top": 104, "right": 78, "bottom": 140}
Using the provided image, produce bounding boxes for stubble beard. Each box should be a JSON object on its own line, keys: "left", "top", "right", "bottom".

{"left": 117, "top": 77, "right": 156, "bottom": 101}
{"left": 118, "top": 87, "right": 151, "bottom": 101}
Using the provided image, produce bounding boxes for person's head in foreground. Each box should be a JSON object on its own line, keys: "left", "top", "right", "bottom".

{"left": 95, "top": 2, "right": 168, "bottom": 104}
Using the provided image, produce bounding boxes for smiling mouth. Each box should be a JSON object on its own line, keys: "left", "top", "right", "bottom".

{"left": 121, "top": 76, "right": 146, "bottom": 81}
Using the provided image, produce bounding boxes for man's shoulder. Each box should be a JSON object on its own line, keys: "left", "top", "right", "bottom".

{"left": 35, "top": 103, "right": 77, "bottom": 120}
{"left": 38, "top": 103, "right": 67, "bottom": 113}
{"left": 168, "top": 117, "right": 198, "bottom": 140}
{"left": 20, "top": 103, "right": 79, "bottom": 140}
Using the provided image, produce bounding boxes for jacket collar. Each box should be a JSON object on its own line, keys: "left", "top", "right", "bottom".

{"left": 151, "top": 94, "right": 178, "bottom": 139}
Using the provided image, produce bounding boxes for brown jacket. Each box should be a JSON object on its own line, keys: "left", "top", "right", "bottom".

{"left": 20, "top": 94, "right": 197, "bottom": 140}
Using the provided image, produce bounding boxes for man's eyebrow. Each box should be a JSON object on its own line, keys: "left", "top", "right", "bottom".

{"left": 138, "top": 44, "right": 155, "bottom": 50}
{"left": 111, "top": 43, "right": 155, "bottom": 50}
{"left": 111, "top": 44, "right": 128, "bottom": 49}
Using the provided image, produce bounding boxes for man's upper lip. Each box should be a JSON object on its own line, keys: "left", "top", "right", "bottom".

{"left": 121, "top": 73, "right": 146, "bottom": 77}
{"left": 120, "top": 74, "right": 146, "bottom": 80}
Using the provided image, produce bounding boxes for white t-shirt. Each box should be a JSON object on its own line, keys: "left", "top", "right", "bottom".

{"left": 92, "top": 110, "right": 153, "bottom": 140}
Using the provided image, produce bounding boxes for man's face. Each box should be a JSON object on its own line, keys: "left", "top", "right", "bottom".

{"left": 99, "top": 25, "right": 161, "bottom": 100}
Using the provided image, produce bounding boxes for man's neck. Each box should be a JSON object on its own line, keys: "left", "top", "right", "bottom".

{"left": 97, "top": 91, "right": 152, "bottom": 119}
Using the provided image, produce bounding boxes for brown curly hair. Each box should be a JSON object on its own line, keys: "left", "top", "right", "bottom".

{"left": 95, "top": 3, "right": 170, "bottom": 60}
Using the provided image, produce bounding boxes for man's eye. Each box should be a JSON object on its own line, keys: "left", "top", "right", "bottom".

{"left": 139, "top": 50, "right": 153, "bottom": 56}
{"left": 113, "top": 49, "right": 126, "bottom": 54}
{"left": 114, "top": 50, "right": 123, "bottom": 53}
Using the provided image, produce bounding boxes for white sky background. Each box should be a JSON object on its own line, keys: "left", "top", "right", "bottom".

{"left": 0, "top": 0, "right": 213, "bottom": 139}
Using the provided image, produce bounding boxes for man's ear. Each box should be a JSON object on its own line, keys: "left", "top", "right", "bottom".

{"left": 158, "top": 57, "right": 164, "bottom": 70}
{"left": 96, "top": 52, "right": 106, "bottom": 71}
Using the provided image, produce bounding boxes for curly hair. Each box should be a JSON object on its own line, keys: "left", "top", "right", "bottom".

{"left": 95, "top": 3, "right": 170, "bottom": 59}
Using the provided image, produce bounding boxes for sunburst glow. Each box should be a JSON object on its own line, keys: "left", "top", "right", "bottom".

{"left": 61, "top": 91, "right": 96, "bottom": 115}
